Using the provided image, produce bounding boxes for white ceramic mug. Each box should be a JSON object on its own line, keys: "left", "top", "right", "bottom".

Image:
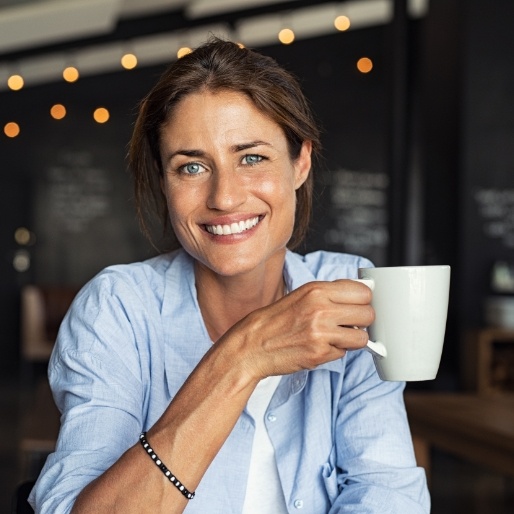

{"left": 356, "top": 265, "right": 451, "bottom": 381}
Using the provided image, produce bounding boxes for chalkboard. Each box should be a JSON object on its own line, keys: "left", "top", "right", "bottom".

{"left": 315, "top": 168, "right": 389, "bottom": 266}
{"left": 43, "top": 149, "right": 112, "bottom": 234}
{"left": 32, "top": 144, "right": 149, "bottom": 286}
{"left": 474, "top": 188, "right": 514, "bottom": 249}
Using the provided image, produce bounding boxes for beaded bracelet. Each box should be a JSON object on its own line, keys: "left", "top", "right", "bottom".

{"left": 139, "top": 432, "right": 195, "bottom": 500}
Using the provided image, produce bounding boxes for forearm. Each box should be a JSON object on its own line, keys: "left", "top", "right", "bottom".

{"left": 72, "top": 340, "right": 258, "bottom": 513}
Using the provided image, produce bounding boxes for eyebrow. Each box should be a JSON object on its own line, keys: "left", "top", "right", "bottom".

{"left": 165, "top": 140, "right": 272, "bottom": 162}
{"left": 232, "top": 140, "right": 272, "bottom": 152}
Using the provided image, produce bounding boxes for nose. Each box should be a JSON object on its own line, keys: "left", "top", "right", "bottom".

{"left": 206, "top": 168, "right": 246, "bottom": 211}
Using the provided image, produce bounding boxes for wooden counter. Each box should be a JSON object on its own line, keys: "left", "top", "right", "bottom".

{"left": 405, "top": 393, "right": 514, "bottom": 479}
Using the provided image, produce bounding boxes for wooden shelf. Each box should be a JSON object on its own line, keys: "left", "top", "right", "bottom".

{"left": 470, "top": 328, "right": 514, "bottom": 395}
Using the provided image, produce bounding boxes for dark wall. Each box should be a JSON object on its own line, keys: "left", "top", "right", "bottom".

{"left": 419, "top": 0, "right": 462, "bottom": 384}
{"left": 459, "top": 0, "right": 514, "bottom": 327}
{"left": 0, "top": 27, "right": 394, "bottom": 375}
{"left": 0, "top": 173, "right": 30, "bottom": 374}
{"left": 423, "top": 0, "right": 514, "bottom": 331}
{"left": 421, "top": 0, "right": 514, "bottom": 387}
{"left": 1, "top": 67, "right": 165, "bottom": 284}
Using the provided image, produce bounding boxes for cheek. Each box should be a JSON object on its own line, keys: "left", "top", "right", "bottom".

{"left": 256, "top": 167, "right": 297, "bottom": 199}
{"left": 163, "top": 182, "right": 196, "bottom": 226}
{"left": 256, "top": 175, "right": 297, "bottom": 223}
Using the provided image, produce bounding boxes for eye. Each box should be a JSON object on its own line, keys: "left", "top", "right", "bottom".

{"left": 242, "top": 154, "right": 264, "bottom": 166}
{"left": 179, "top": 162, "right": 205, "bottom": 175}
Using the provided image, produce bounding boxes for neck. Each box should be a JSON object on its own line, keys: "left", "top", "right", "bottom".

{"left": 195, "top": 258, "right": 286, "bottom": 343}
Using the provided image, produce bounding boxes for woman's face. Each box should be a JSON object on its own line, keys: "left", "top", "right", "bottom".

{"left": 159, "top": 89, "right": 311, "bottom": 278}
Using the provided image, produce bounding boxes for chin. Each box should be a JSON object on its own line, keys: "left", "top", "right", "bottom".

{"left": 201, "top": 256, "right": 261, "bottom": 278}
{"left": 195, "top": 245, "right": 287, "bottom": 279}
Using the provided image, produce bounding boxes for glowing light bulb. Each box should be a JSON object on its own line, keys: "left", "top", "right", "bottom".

{"left": 278, "top": 28, "right": 295, "bottom": 45}
{"left": 177, "top": 47, "right": 192, "bottom": 59}
{"left": 334, "top": 15, "right": 351, "bottom": 31}
{"left": 121, "top": 53, "right": 138, "bottom": 70}
{"left": 50, "top": 104, "right": 66, "bottom": 120}
{"left": 4, "top": 122, "right": 20, "bottom": 138}
{"left": 93, "top": 107, "right": 110, "bottom": 124}
{"left": 7, "top": 74, "right": 24, "bottom": 91}
{"left": 14, "top": 227, "right": 33, "bottom": 245}
{"left": 13, "top": 250, "right": 30, "bottom": 272}
{"left": 357, "top": 57, "right": 373, "bottom": 74}
{"left": 63, "top": 66, "right": 79, "bottom": 83}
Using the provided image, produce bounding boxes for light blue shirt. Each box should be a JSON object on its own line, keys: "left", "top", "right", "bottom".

{"left": 30, "top": 249, "right": 430, "bottom": 513}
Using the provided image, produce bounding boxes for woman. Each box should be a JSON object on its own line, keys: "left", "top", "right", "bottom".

{"left": 30, "top": 38, "right": 429, "bottom": 513}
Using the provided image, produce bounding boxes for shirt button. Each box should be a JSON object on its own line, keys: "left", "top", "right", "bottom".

{"left": 267, "top": 413, "right": 277, "bottom": 422}
{"left": 294, "top": 499, "right": 304, "bottom": 509}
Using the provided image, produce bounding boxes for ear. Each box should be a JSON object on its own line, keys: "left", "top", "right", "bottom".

{"left": 293, "top": 140, "right": 312, "bottom": 190}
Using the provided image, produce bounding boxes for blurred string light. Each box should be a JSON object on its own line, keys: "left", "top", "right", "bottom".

{"left": 13, "top": 224, "right": 35, "bottom": 273}
{"left": 7, "top": 73, "right": 24, "bottom": 91}
{"left": 4, "top": 121, "right": 20, "bottom": 138}
{"left": 13, "top": 249, "right": 30, "bottom": 272}
{"left": 63, "top": 65, "right": 79, "bottom": 83}
{"left": 177, "top": 46, "right": 192, "bottom": 58}
{"left": 357, "top": 56, "right": 373, "bottom": 73}
{"left": 14, "top": 227, "right": 36, "bottom": 246}
{"left": 93, "top": 107, "right": 109, "bottom": 123}
{"left": 277, "top": 10, "right": 295, "bottom": 45}
{"left": 334, "top": 15, "right": 351, "bottom": 31}
{"left": 50, "top": 103, "right": 66, "bottom": 120}
{"left": 278, "top": 27, "right": 295, "bottom": 45}
{"left": 121, "top": 52, "right": 138, "bottom": 70}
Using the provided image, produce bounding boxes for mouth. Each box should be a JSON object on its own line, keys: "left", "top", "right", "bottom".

{"left": 204, "top": 216, "right": 262, "bottom": 236}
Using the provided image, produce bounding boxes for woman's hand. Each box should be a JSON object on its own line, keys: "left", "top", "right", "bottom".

{"left": 219, "top": 279, "right": 375, "bottom": 380}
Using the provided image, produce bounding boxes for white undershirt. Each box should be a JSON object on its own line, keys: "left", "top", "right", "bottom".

{"left": 242, "top": 375, "right": 289, "bottom": 513}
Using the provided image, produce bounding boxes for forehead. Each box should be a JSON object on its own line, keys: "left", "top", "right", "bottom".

{"left": 161, "top": 90, "right": 284, "bottom": 141}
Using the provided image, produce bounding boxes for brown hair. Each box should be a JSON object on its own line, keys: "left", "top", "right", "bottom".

{"left": 129, "top": 37, "right": 321, "bottom": 250}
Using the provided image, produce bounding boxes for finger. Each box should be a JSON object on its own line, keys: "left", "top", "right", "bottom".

{"left": 309, "top": 301, "right": 374, "bottom": 331}
{"left": 332, "top": 279, "right": 373, "bottom": 304}
{"left": 299, "top": 279, "right": 372, "bottom": 305}
{"left": 334, "top": 303, "right": 375, "bottom": 328}
{"left": 327, "top": 325, "right": 369, "bottom": 350}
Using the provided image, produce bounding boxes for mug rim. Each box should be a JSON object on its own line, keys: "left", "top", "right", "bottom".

{"left": 359, "top": 264, "right": 450, "bottom": 272}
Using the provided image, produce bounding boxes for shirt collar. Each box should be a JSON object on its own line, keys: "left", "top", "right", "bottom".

{"left": 162, "top": 250, "right": 212, "bottom": 397}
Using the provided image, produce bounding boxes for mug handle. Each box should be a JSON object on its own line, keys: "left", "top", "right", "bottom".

{"left": 352, "top": 278, "right": 387, "bottom": 359}
{"left": 366, "top": 340, "right": 387, "bottom": 359}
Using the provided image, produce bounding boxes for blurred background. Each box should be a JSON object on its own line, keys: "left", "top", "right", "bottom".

{"left": 1, "top": 0, "right": 513, "bottom": 512}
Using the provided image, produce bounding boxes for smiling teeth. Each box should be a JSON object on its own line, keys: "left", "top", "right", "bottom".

{"left": 206, "top": 216, "right": 260, "bottom": 235}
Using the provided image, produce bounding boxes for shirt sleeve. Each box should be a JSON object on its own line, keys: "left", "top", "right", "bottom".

{"left": 330, "top": 350, "right": 431, "bottom": 513}
{"left": 28, "top": 273, "right": 148, "bottom": 514}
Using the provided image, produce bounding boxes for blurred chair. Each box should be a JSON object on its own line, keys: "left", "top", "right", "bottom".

{"left": 11, "top": 480, "right": 35, "bottom": 514}
{"left": 19, "top": 378, "right": 61, "bottom": 479}
{"left": 20, "top": 285, "right": 79, "bottom": 363}
{"left": 18, "top": 285, "right": 78, "bottom": 481}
